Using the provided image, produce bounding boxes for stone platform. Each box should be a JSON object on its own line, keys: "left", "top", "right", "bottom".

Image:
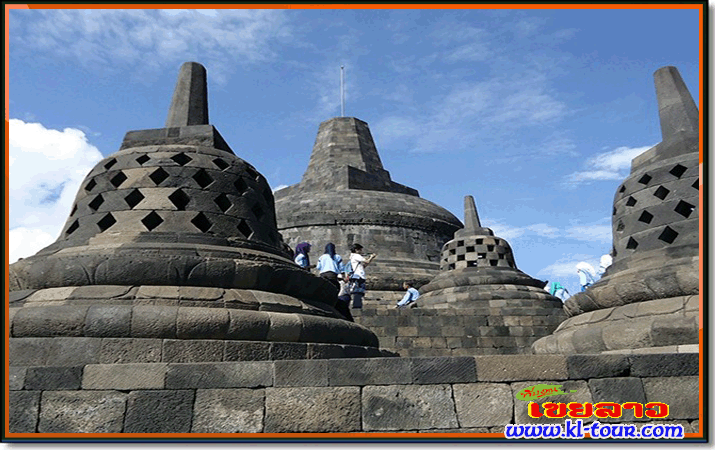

{"left": 9, "top": 353, "right": 700, "bottom": 434}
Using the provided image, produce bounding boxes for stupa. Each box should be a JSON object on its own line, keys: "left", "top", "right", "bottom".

{"left": 274, "top": 117, "right": 463, "bottom": 296}
{"left": 8, "top": 62, "right": 381, "bottom": 364}
{"left": 417, "top": 195, "right": 567, "bottom": 353}
{"left": 533, "top": 66, "right": 700, "bottom": 354}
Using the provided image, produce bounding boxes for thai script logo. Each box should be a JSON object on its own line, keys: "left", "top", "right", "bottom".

{"left": 527, "top": 402, "right": 670, "bottom": 419}
{"left": 515, "top": 384, "right": 577, "bottom": 401}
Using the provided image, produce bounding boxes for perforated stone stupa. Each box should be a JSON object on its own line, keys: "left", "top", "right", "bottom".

{"left": 417, "top": 196, "right": 567, "bottom": 353}
{"left": 533, "top": 66, "right": 699, "bottom": 354}
{"left": 274, "top": 117, "right": 463, "bottom": 295}
{"left": 8, "top": 62, "right": 381, "bottom": 363}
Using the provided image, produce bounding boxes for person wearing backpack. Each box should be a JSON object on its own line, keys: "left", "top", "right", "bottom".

{"left": 316, "top": 242, "right": 343, "bottom": 289}
{"left": 348, "top": 243, "right": 377, "bottom": 309}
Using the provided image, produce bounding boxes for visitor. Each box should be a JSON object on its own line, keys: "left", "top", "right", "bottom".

{"left": 316, "top": 242, "right": 343, "bottom": 289}
{"left": 294, "top": 242, "right": 313, "bottom": 269}
{"left": 598, "top": 254, "right": 613, "bottom": 277}
{"left": 576, "top": 262, "right": 598, "bottom": 291}
{"left": 348, "top": 243, "right": 377, "bottom": 309}
{"left": 396, "top": 281, "right": 420, "bottom": 308}
{"left": 335, "top": 273, "right": 354, "bottom": 322}
{"left": 543, "top": 280, "right": 570, "bottom": 302}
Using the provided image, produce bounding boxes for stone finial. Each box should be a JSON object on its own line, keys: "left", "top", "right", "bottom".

{"left": 463, "top": 195, "right": 482, "bottom": 231}
{"left": 165, "top": 62, "right": 209, "bottom": 127}
{"left": 654, "top": 66, "right": 699, "bottom": 141}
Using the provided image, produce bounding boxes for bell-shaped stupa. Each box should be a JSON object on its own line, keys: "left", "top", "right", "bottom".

{"left": 9, "top": 62, "right": 380, "bottom": 364}
{"left": 274, "top": 117, "right": 463, "bottom": 296}
{"left": 417, "top": 196, "right": 567, "bottom": 353}
{"left": 533, "top": 66, "right": 699, "bottom": 354}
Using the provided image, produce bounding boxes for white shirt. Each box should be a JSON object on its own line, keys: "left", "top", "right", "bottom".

{"left": 350, "top": 253, "right": 366, "bottom": 279}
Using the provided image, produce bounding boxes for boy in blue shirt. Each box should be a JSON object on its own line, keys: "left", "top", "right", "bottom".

{"left": 396, "top": 281, "right": 419, "bottom": 308}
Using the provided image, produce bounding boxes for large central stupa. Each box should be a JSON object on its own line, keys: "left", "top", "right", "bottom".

{"left": 274, "top": 117, "right": 463, "bottom": 295}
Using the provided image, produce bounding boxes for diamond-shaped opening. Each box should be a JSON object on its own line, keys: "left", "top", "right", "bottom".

{"left": 638, "top": 210, "right": 653, "bottom": 224}
{"left": 619, "top": 185, "right": 626, "bottom": 193}
{"left": 245, "top": 165, "right": 260, "bottom": 181}
{"left": 171, "top": 153, "right": 192, "bottom": 166}
{"left": 692, "top": 179, "right": 699, "bottom": 190}
{"left": 214, "top": 193, "right": 232, "bottom": 213}
{"left": 88, "top": 194, "right": 104, "bottom": 211}
{"left": 168, "top": 189, "right": 190, "bottom": 211}
{"left": 626, "top": 196, "right": 637, "bottom": 207}
{"left": 448, "top": 263, "right": 456, "bottom": 270}
{"left": 498, "top": 253, "right": 505, "bottom": 259}
{"left": 192, "top": 169, "right": 214, "bottom": 188}
{"left": 237, "top": 219, "right": 253, "bottom": 239}
{"left": 466, "top": 261, "right": 478, "bottom": 267}
{"left": 136, "top": 154, "right": 150, "bottom": 165}
{"left": 466, "top": 246, "right": 475, "bottom": 252}
{"left": 141, "top": 211, "right": 163, "bottom": 231}
{"left": 669, "top": 164, "right": 687, "bottom": 179}
{"left": 97, "top": 213, "right": 116, "bottom": 232}
{"left": 149, "top": 167, "right": 170, "bottom": 186}
{"left": 449, "top": 248, "right": 456, "bottom": 255}
{"left": 613, "top": 206, "right": 617, "bottom": 216}
{"left": 487, "top": 245, "right": 494, "bottom": 251}
{"left": 674, "top": 200, "right": 695, "bottom": 218}
{"left": 638, "top": 174, "right": 652, "bottom": 185}
{"left": 234, "top": 177, "right": 248, "bottom": 194}
{"left": 476, "top": 239, "right": 483, "bottom": 245}
{"left": 85, "top": 179, "right": 97, "bottom": 192}
{"left": 124, "top": 189, "right": 145, "bottom": 209}
{"left": 104, "top": 158, "right": 117, "bottom": 170}
{"left": 66, "top": 219, "right": 79, "bottom": 235}
{"left": 612, "top": 246, "right": 617, "bottom": 257}
{"left": 110, "top": 172, "right": 128, "bottom": 188}
{"left": 191, "top": 212, "right": 212, "bottom": 233}
{"left": 653, "top": 186, "right": 670, "bottom": 200}
{"left": 70, "top": 204, "right": 78, "bottom": 216}
{"left": 457, "top": 240, "right": 464, "bottom": 246}
{"left": 212, "top": 158, "right": 230, "bottom": 171}
{"left": 489, "top": 260, "right": 498, "bottom": 267}
{"left": 625, "top": 237, "right": 638, "bottom": 250}
{"left": 251, "top": 204, "right": 264, "bottom": 220}
{"left": 478, "top": 253, "right": 486, "bottom": 259}
{"left": 457, "top": 254, "right": 465, "bottom": 261}
{"left": 658, "top": 226, "right": 678, "bottom": 244}
{"left": 616, "top": 220, "right": 625, "bottom": 232}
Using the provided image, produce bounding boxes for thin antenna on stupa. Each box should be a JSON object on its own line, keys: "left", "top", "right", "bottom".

{"left": 340, "top": 65, "right": 345, "bottom": 117}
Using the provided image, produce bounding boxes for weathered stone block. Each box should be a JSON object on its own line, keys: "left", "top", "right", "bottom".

{"left": 163, "top": 339, "right": 223, "bottom": 362}
{"left": 329, "top": 358, "right": 411, "bottom": 386}
{"left": 84, "top": 305, "right": 132, "bottom": 337}
{"left": 476, "top": 355, "right": 568, "bottom": 381}
{"left": 99, "top": 338, "right": 163, "bottom": 363}
{"left": 642, "top": 376, "right": 699, "bottom": 419}
{"left": 362, "top": 385, "right": 458, "bottom": 431}
{"left": 131, "top": 305, "right": 178, "bottom": 338}
{"left": 452, "top": 383, "right": 512, "bottom": 427}
{"left": 410, "top": 356, "right": 476, "bottom": 384}
{"left": 629, "top": 353, "right": 699, "bottom": 377}
{"left": 176, "top": 306, "right": 229, "bottom": 339}
{"left": 588, "top": 377, "right": 647, "bottom": 422}
{"left": 602, "top": 317, "right": 654, "bottom": 351}
{"left": 227, "top": 309, "right": 270, "bottom": 340}
{"left": 166, "top": 362, "right": 273, "bottom": 389}
{"left": 192, "top": 389, "right": 265, "bottom": 433}
{"left": 274, "top": 360, "right": 327, "bottom": 387}
{"left": 269, "top": 342, "right": 308, "bottom": 360}
{"left": 52, "top": 337, "right": 102, "bottom": 366}
{"left": 124, "top": 390, "right": 195, "bottom": 433}
{"left": 12, "top": 306, "right": 88, "bottom": 337}
{"left": 9, "top": 391, "right": 40, "bottom": 432}
{"left": 24, "top": 366, "right": 83, "bottom": 390}
{"left": 9, "top": 367, "right": 27, "bottom": 390}
{"left": 39, "top": 391, "right": 125, "bottom": 434}
{"left": 265, "top": 387, "right": 361, "bottom": 432}
{"left": 566, "top": 355, "right": 630, "bottom": 379}
{"left": 650, "top": 315, "right": 699, "bottom": 347}
{"left": 83, "top": 363, "right": 167, "bottom": 390}
{"left": 224, "top": 341, "right": 271, "bottom": 361}
{"left": 265, "top": 312, "right": 302, "bottom": 342}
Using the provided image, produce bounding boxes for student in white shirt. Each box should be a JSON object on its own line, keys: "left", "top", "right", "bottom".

{"left": 348, "top": 243, "right": 376, "bottom": 309}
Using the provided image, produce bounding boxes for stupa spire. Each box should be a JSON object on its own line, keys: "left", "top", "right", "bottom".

{"left": 463, "top": 195, "right": 482, "bottom": 231}
{"left": 654, "top": 66, "right": 698, "bottom": 141}
{"left": 165, "top": 61, "right": 209, "bottom": 127}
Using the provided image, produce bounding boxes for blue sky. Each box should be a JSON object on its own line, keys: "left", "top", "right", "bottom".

{"left": 8, "top": 6, "right": 702, "bottom": 295}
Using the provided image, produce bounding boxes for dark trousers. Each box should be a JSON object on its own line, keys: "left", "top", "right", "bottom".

{"left": 335, "top": 295, "right": 354, "bottom": 322}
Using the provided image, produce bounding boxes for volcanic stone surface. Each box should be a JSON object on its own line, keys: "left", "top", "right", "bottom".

{"left": 274, "top": 117, "right": 463, "bottom": 292}
{"left": 9, "top": 62, "right": 380, "bottom": 363}
{"left": 417, "top": 195, "right": 567, "bottom": 353}
{"left": 533, "top": 66, "right": 699, "bottom": 354}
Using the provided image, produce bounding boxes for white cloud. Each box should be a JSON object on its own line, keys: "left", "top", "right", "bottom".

{"left": 565, "top": 224, "right": 612, "bottom": 244}
{"left": 10, "top": 9, "right": 291, "bottom": 85}
{"left": 482, "top": 219, "right": 610, "bottom": 244}
{"left": 537, "top": 254, "right": 602, "bottom": 294}
{"left": 9, "top": 119, "right": 104, "bottom": 263}
{"left": 564, "top": 145, "right": 653, "bottom": 186}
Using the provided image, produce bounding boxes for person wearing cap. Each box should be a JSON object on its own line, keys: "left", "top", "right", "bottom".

{"left": 348, "top": 243, "right": 376, "bottom": 309}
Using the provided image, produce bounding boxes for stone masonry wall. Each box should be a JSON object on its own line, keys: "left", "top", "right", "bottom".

{"left": 9, "top": 354, "right": 699, "bottom": 434}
